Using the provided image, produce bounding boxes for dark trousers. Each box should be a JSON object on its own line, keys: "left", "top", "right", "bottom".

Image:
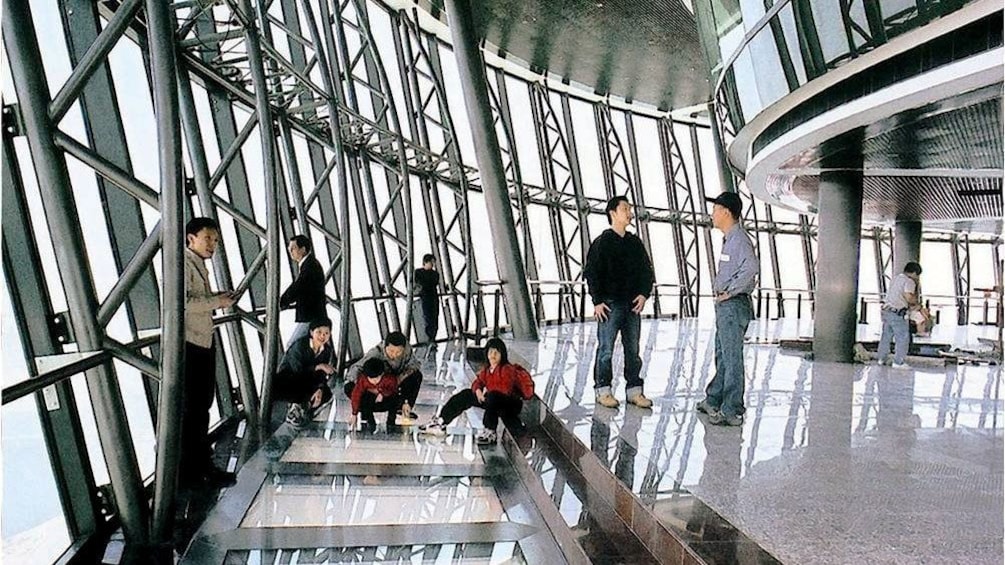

{"left": 274, "top": 371, "right": 333, "bottom": 408}
{"left": 358, "top": 391, "right": 402, "bottom": 425}
{"left": 181, "top": 342, "right": 216, "bottom": 486}
{"left": 344, "top": 371, "right": 423, "bottom": 408}
{"left": 593, "top": 300, "right": 643, "bottom": 391}
{"left": 439, "top": 389, "right": 523, "bottom": 431}
{"left": 421, "top": 295, "right": 439, "bottom": 341}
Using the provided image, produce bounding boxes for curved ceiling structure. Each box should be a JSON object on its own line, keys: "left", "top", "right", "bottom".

{"left": 411, "top": 0, "right": 711, "bottom": 111}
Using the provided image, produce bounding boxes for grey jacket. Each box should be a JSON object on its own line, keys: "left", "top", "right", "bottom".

{"left": 346, "top": 342, "right": 420, "bottom": 383}
{"left": 184, "top": 248, "right": 220, "bottom": 348}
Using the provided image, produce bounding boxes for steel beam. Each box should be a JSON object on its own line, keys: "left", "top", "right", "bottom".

{"left": 950, "top": 233, "right": 971, "bottom": 325}
{"left": 145, "top": 0, "right": 185, "bottom": 542}
{"left": 3, "top": 0, "right": 147, "bottom": 542}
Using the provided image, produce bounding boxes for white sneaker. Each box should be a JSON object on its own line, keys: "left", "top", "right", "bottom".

{"left": 285, "top": 403, "right": 305, "bottom": 427}
{"left": 475, "top": 429, "right": 497, "bottom": 445}
{"left": 891, "top": 362, "right": 910, "bottom": 369}
{"left": 419, "top": 416, "right": 446, "bottom": 436}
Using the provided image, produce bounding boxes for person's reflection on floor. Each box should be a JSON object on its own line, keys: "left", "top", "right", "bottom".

{"left": 876, "top": 367, "right": 919, "bottom": 470}
{"left": 614, "top": 406, "right": 646, "bottom": 490}
{"left": 590, "top": 406, "right": 615, "bottom": 468}
{"left": 687, "top": 423, "right": 743, "bottom": 560}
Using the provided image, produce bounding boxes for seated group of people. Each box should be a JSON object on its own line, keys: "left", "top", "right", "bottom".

{"left": 275, "top": 325, "right": 534, "bottom": 444}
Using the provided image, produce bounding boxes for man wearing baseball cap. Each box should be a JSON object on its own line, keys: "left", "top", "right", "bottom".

{"left": 696, "top": 192, "right": 758, "bottom": 427}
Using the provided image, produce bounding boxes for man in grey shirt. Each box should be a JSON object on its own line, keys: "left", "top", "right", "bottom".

{"left": 878, "top": 262, "right": 922, "bottom": 368}
{"left": 696, "top": 193, "right": 758, "bottom": 427}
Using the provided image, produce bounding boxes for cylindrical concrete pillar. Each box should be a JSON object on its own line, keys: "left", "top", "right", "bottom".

{"left": 893, "top": 220, "right": 922, "bottom": 275}
{"left": 813, "top": 170, "right": 864, "bottom": 363}
{"left": 443, "top": 0, "right": 538, "bottom": 340}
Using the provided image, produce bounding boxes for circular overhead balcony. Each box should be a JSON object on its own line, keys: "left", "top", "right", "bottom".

{"left": 711, "top": 0, "right": 1003, "bottom": 233}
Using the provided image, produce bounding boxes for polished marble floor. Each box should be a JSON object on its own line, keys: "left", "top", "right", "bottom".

{"left": 506, "top": 318, "right": 1003, "bottom": 565}
{"left": 187, "top": 318, "right": 1001, "bottom": 564}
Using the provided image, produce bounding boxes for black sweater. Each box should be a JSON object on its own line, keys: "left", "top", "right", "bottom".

{"left": 414, "top": 268, "right": 439, "bottom": 299}
{"left": 583, "top": 229, "right": 655, "bottom": 305}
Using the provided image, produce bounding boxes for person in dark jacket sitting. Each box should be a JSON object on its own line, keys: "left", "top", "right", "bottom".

{"left": 349, "top": 357, "right": 402, "bottom": 433}
{"left": 419, "top": 338, "right": 534, "bottom": 444}
{"left": 274, "top": 317, "right": 335, "bottom": 427}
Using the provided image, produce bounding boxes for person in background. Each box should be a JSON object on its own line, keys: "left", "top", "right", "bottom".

{"left": 349, "top": 357, "right": 401, "bottom": 433}
{"left": 182, "top": 217, "right": 237, "bottom": 488}
{"left": 696, "top": 192, "right": 758, "bottom": 427}
{"left": 344, "top": 331, "right": 423, "bottom": 420}
{"left": 414, "top": 253, "right": 440, "bottom": 343}
{"left": 280, "top": 235, "right": 325, "bottom": 348}
{"left": 273, "top": 317, "right": 335, "bottom": 427}
{"left": 419, "top": 338, "right": 534, "bottom": 444}
{"left": 878, "top": 262, "right": 923, "bottom": 368}
{"left": 583, "top": 195, "right": 656, "bottom": 410}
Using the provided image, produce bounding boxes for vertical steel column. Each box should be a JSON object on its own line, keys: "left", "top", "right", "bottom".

{"left": 893, "top": 220, "right": 922, "bottom": 275}
{"left": 950, "top": 233, "right": 971, "bottom": 325}
{"left": 799, "top": 214, "right": 818, "bottom": 297}
{"left": 813, "top": 169, "right": 864, "bottom": 363}
{"left": 707, "top": 102, "right": 737, "bottom": 194}
{"left": 236, "top": 0, "right": 282, "bottom": 432}
{"left": 763, "top": 205, "right": 785, "bottom": 318}
{"left": 489, "top": 70, "right": 540, "bottom": 302}
{"left": 145, "top": 0, "right": 184, "bottom": 542}
{"left": 872, "top": 226, "right": 893, "bottom": 296}
{"left": 177, "top": 72, "right": 260, "bottom": 424}
{"left": 2, "top": 0, "right": 147, "bottom": 542}
{"left": 443, "top": 0, "right": 537, "bottom": 339}
{"left": 312, "top": 0, "right": 355, "bottom": 373}
{"left": 623, "top": 112, "right": 659, "bottom": 315}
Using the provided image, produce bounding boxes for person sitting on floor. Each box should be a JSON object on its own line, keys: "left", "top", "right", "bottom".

{"left": 419, "top": 338, "right": 535, "bottom": 444}
{"left": 349, "top": 357, "right": 402, "bottom": 433}
{"left": 274, "top": 317, "right": 336, "bottom": 427}
{"left": 344, "top": 331, "right": 423, "bottom": 419}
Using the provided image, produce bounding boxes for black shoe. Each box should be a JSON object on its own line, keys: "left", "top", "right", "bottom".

{"left": 363, "top": 420, "right": 377, "bottom": 433}
{"left": 203, "top": 466, "right": 237, "bottom": 487}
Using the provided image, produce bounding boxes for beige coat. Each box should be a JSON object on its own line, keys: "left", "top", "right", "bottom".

{"left": 184, "top": 248, "right": 219, "bottom": 348}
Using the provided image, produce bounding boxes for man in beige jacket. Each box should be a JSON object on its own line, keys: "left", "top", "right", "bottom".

{"left": 183, "top": 217, "right": 237, "bottom": 489}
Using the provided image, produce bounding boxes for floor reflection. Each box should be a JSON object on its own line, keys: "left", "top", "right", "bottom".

{"left": 516, "top": 319, "right": 1003, "bottom": 565}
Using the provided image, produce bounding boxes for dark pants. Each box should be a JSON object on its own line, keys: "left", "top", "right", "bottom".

{"left": 593, "top": 300, "right": 643, "bottom": 392}
{"left": 274, "top": 371, "right": 333, "bottom": 408}
{"left": 344, "top": 371, "right": 423, "bottom": 408}
{"left": 357, "top": 391, "right": 401, "bottom": 425}
{"left": 439, "top": 389, "right": 523, "bottom": 431}
{"left": 181, "top": 342, "right": 216, "bottom": 486}
{"left": 421, "top": 295, "right": 439, "bottom": 341}
{"left": 705, "top": 296, "right": 753, "bottom": 418}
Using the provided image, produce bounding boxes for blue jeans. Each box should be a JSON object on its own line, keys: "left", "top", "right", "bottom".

{"left": 705, "top": 296, "right": 752, "bottom": 418}
{"left": 593, "top": 300, "right": 643, "bottom": 394}
{"left": 878, "top": 308, "right": 910, "bottom": 364}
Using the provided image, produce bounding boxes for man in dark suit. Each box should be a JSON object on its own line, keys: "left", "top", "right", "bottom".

{"left": 280, "top": 235, "right": 326, "bottom": 347}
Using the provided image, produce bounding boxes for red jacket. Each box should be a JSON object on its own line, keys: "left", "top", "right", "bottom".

{"left": 350, "top": 374, "right": 398, "bottom": 414}
{"left": 471, "top": 363, "right": 534, "bottom": 400}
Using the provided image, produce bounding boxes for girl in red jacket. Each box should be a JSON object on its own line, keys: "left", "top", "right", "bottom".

{"left": 419, "top": 338, "right": 534, "bottom": 444}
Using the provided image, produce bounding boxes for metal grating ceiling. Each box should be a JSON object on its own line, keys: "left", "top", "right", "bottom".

{"left": 782, "top": 173, "right": 1002, "bottom": 231}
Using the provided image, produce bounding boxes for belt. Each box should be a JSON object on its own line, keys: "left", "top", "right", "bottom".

{"left": 882, "top": 305, "right": 908, "bottom": 316}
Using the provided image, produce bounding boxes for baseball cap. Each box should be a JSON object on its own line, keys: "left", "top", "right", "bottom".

{"left": 705, "top": 192, "right": 742, "bottom": 218}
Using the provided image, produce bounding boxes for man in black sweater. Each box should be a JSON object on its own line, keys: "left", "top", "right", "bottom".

{"left": 280, "top": 235, "right": 326, "bottom": 347}
{"left": 584, "top": 196, "right": 655, "bottom": 409}
{"left": 414, "top": 253, "right": 440, "bottom": 343}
